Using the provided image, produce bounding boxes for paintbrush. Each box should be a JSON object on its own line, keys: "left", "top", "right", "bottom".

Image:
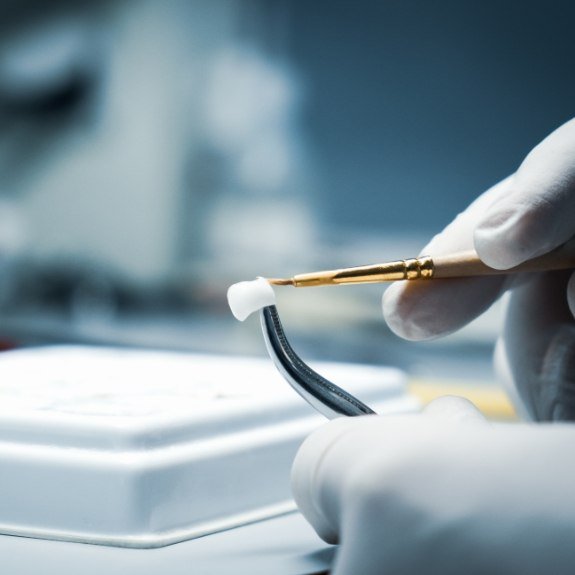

{"left": 268, "top": 239, "right": 575, "bottom": 288}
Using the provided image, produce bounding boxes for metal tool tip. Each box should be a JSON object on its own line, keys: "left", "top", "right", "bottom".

{"left": 267, "top": 277, "right": 294, "bottom": 286}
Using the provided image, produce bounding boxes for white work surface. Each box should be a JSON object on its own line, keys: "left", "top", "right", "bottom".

{"left": 0, "top": 512, "right": 333, "bottom": 575}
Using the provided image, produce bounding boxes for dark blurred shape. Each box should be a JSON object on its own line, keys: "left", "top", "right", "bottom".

{"left": 3, "top": 70, "right": 93, "bottom": 117}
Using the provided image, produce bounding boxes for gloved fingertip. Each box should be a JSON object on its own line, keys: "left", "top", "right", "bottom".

{"left": 382, "top": 283, "right": 439, "bottom": 341}
{"left": 291, "top": 418, "right": 355, "bottom": 544}
{"left": 474, "top": 196, "right": 559, "bottom": 270}
{"left": 423, "top": 395, "right": 486, "bottom": 424}
{"left": 473, "top": 207, "right": 534, "bottom": 269}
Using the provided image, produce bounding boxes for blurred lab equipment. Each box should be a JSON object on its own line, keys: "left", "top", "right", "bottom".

{"left": 0, "top": 0, "right": 573, "bottom": 367}
{"left": 0, "top": 0, "right": 321, "bottom": 354}
{"left": 0, "top": 0, "right": 315, "bottom": 303}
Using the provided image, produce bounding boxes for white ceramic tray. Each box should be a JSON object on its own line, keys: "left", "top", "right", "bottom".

{"left": 0, "top": 346, "right": 417, "bottom": 548}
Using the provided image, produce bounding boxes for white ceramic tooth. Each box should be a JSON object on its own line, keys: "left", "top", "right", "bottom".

{"left": 227, "top": 277, "right": 276, "bottom": 321}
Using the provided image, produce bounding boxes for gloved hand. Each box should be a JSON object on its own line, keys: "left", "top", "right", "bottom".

{"left": 383, "top": 118, "right": 575, "bottom": 421}
{"left": 291, "top": 119, "right": 575, "bottom": 574}
{"left": 292, "top": 397, "right": 575, "bottom": 575}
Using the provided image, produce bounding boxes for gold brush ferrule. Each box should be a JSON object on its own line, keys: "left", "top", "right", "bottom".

{"left": 291, "top": 256, "right": 434, "bottom": 287}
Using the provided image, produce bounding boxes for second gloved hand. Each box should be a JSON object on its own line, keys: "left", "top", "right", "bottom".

{"left": 292, "top": 397, "right": 575, "bottom": 575}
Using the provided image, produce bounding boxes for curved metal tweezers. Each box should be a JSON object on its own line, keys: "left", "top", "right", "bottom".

{"left": 260, "top": 305, "right": 376, "bottom": 419}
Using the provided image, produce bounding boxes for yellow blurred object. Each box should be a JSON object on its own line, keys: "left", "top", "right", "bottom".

{"left": 409, "top": 379, "right": 517, "bottom": 421}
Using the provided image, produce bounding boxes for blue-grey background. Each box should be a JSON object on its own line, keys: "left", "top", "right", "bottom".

{"left": 290, "top": 0, "right": 575, "bottom": 234}
{"left": 0, "top": 0, "right": 574, "bottom": 364}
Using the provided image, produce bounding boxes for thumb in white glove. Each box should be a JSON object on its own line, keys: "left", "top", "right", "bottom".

{"left": 292, "top": 397, "right": 575, "bottom": 575}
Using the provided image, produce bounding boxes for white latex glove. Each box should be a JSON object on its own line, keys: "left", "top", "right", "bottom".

{"left": 292, "top": 397, "right": 575, "bottom": 575}
{"left": 383, "top": 118, "right": 575, "bottom": 421}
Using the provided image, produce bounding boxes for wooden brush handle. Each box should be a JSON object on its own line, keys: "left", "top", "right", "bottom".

{"left": 433, "top": 239, "right": 575, "bottom": 279}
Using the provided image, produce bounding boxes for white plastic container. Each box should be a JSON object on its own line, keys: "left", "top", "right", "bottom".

{"left": 0, "top": 346, "right": 417, "bottom": 571}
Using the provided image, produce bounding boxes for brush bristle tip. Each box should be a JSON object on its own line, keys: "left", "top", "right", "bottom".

{"left": 267, "top": 278, "right": 294, "bottom": 286}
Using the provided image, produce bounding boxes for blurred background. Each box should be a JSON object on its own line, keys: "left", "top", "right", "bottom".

{"left": 0, "top": 0, "right": 574, "bottom": 391}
